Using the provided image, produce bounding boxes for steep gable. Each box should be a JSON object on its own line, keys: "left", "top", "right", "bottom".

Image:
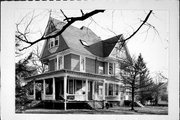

{"left": 40, "top": 17, "right": 126, "bottom": 60}
{"left": 44, "top": 18, "right": 57, "bottom": 37}
{"left": 109, "top": 41, "right": 131, "bottom": 61}
{"left": 40, "top": 35, "right": 69, "bottom": 60}
{"left": 102, "top": 35, "right": 122, "bottom": 57}
{"left": 84, "top": 35, "right": 121, "bottom": 57}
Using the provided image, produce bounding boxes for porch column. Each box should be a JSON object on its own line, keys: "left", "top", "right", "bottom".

{"left": 64, "top": 75, "right": 67, "bottom": 110}
{"left": 92, "top": 81, "right": 95, "bottom": 100}
{"left": 103, "top": 80, "right": 105, "bottom": 100}
{"left": 52, "top": 77, "right": 55, "bottom": 100}
{"left": 57, "top": 56, "right": 59, "bottom": 70}
{"left": 33, "top": 81, "right": 36, "bottom": 100}
{"left": 43, "top": 79, "right": 46, "bottom": 100}
{"left": 85, "top": 79, "right": 88, "bottom": 101}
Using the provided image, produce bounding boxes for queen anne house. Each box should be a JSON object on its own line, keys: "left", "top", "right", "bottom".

{"left": 25, "top": 17, "right": 131, "bottom": 110}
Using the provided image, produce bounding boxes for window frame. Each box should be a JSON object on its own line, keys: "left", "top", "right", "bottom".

{"left": 45, "top": 79, "right": 53, "bottom": 95}
{"left": 80, "top": 56, "right": 86, "bottom": 72}
{"left": 55, "top": 36, "right": 59, "bottom": 46}
{"left": 108, "top": 83, "right": 113, "bottom": 96}
{"left": 107, "top": 83, "right": 119, "bottom": 96}
{"left": 57, "top": 55, "right": 64, "bottom": 70}
{"left": 108, "top": 62, "right": 115, "bottom": 75}
{"left": 48, "top": 37, "right": 59, "bottom": 49}
{"left": 98, "top": 65, "right": 104, "bottom": 74}
{"left": 68, "top": 79, "right": 74, "bottom": 94}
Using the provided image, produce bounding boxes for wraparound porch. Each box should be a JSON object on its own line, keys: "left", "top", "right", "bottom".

{"left": 26, "top": 70, "right": 114, "bottom": 110}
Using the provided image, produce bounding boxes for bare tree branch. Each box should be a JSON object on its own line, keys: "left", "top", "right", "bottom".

{"left": 124, "top": 10, "right": 153, "bottom": 41}
{"left": 17, "top": 9, "right": 152, "bottom": 51}
{"left": 80, "top": 9, "right": 84, "bottom": 16}
{"left": 16, "top": 10, "right": 105, "bottom": 51}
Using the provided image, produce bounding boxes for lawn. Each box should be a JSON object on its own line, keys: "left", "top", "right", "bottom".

{"left": 22, "top": 106, "right": 168, "bottom": 115}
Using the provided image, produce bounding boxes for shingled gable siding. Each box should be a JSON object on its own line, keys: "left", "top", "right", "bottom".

{"left": 41, "top": 35, "right": 69, "bottom": 59}
{"left": 71, "top": 54, "right": 80, "bottom": 71}
{"left": 64, "top": 54, "right": 71, "bottom": 70}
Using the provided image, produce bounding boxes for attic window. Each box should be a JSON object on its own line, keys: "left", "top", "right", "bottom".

{"left": 80, "top": 39, "right": 88, "bottom": 47}
{"left": 55, "top": 36, "right": 59, "bottom": 46}
{"left": 48, "top": 37, "right": 59, "bottom": 49}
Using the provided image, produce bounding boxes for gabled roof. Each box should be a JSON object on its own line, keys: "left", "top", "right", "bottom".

{"left": 41, "top": 17, "right": 123, "bottom": 59}
{"left": 85, "top": 35, "right": 122, "bottom": 57}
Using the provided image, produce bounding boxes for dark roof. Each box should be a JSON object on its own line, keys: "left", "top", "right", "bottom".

{"left": 41, "top": 17, "right": 123, "bottom": 59}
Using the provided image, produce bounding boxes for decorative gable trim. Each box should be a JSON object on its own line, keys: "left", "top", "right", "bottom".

{"left": 43, "top": 17, "right": 57, "bottom": 37}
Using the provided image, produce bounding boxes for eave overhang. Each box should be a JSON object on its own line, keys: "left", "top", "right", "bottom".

{"left": 25, "top": 69, "right": 120, "bottom": 82}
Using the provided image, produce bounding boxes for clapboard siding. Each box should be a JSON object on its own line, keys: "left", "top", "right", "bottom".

{"left": 64, "top": 54, "right": 71, "bottom": 70}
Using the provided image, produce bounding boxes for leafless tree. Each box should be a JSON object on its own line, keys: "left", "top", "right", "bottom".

{"left": 15, "top": 9, "right": 154, "bottom": 51}
{"left": 119, "top": 54, "right": 153, "bottom": 111}
{"left": 16, "top": 10, "right": 105, "bottom": 51}
{"left": 31, "top": 45, "right": 48, "bottom": 74}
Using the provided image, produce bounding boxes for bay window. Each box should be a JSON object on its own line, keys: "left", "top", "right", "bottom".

{"left": 107, "top": 83, "right": 119, "bottom": 96}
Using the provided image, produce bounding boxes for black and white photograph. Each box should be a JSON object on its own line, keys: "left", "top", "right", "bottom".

{"left": 1, "top": 0, "right": 179, "bottom": 120}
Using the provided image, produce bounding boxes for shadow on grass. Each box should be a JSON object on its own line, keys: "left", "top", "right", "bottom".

{"left": 17, "top": 101, "right": 168, "bottom": 115}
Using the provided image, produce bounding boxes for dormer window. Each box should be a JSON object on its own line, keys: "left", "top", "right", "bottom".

{"left": 55, "top": 39, "right": 58, "bottom": 46}
{"left": 50, "top": 40, "right": 54, "bottom": 48}
{"left": 48, "top": 36, "right": 59, "bottom": 49}
{"left": 55, "top": 36, "right": 59, "bottom": 46}
{"left": 80, "top": 39, "right": 88, "bottom": 47}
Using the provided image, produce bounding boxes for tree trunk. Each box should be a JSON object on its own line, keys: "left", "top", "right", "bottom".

{"left": 131, "top": 83, "right": 135, "bottom": 110}
{"left": 131, "top": 73, "right": 137, "bottom": 111}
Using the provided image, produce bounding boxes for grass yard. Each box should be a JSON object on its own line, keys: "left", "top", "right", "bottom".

{"left": 22, "top": 106, "right": 168, "bottom": 115}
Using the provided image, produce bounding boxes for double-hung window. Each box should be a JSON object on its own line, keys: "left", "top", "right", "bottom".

{"left": 108, "top": 63, "right": 114, "bottom": 75}
{"left": 55, "top": 36, "right": 59, "bottom": 46}
{"left": 80, "top": 56, "right": 85, "bottom": 72}
{"left": 58, "top": 56, "right": 63, "bottom": 70}
{"left": 48, "top": 36, "right": 59, "bottom": 49}
{"left": 107, "top": 83, "right": 119, "bottom": 96}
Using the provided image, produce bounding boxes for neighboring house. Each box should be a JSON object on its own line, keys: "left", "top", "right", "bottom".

{"left": 158, "top": 82, "right": 168, "bottom": 106}
{"left": 25, "top": 17, "right": 131, "bottom": 110}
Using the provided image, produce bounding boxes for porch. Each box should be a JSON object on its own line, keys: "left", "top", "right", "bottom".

{"left": 26, "top": 70, "right": 109, "bottom": 110}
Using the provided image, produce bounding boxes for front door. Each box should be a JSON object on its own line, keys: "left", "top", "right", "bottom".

{"left": 88, "top": 81, "right": 93, "bottom": 100}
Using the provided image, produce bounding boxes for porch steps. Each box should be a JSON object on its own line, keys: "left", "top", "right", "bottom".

{"left": 87, "top": 101, "right": 104, "bottom": 109}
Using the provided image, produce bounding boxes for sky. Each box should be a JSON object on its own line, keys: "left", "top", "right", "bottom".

{"left": 15, "top": 9, "right": 169, "bottom": 79}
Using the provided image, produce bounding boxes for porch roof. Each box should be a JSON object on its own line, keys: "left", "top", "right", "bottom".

{"left": 25, "top": 69, "right": 120, "bottom": 82}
